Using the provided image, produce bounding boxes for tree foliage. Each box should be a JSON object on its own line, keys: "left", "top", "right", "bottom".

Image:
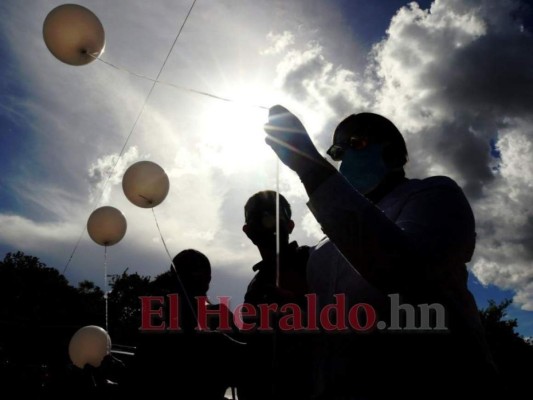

{"left": 0, "top": 252, "right": 107, "bottom": 393}
{"left": 2, "top": 251, "right": 533, "bottom": 395}
{"left": 106, "top": 268, "right": 183, "bottom": 345}
{"left": 108, "top": 270, "right": 151, "bottom": 345}
{"left": 479, "top": 298, "right": 533, "bottom": 395}
{"left": 0, "top": 252, "right": 86, "bottom": 366}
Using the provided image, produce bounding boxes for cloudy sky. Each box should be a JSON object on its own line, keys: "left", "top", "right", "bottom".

{"left": 1, "top": 0, "right": 532, "bottom": 336}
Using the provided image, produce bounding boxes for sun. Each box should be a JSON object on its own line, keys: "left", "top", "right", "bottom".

{"left": 200, "top": 99, "right": 273, "bottom": 173}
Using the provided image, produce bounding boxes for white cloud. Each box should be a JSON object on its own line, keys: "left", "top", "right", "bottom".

{"left": 0, "top": 0, "right": 289, "bottom": 298}
{"left": 261, "top": 31, "right": 295, "bottom": 55}
{"left": 88, "top": 146, "right": 141, "bottom": 204}
{"left": 471, "top": 122, "right": 533, "bottom": 310}
{"left": 300, "top": 210, "right": 324, "bottom": 242}
{"left": 366, "top": 0, "right": 533, "bottom": 310}
{"left": 2, "top": 0, "right": 533, "bottom": 314}
{"left": 0, "top": 214, "right": 77, "bottom": 250}
{"left": 265, "top": 0, "right": 533, "bottom": 311}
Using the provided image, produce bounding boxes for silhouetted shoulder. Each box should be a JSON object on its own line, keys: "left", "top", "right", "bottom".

{"left": 414, "top": 176, "right": 471, "bottom": 205}
{"left": 387, "top": 175, "right": 465, "bottom": 201}
{"left": 421, "top": 175, "right": 463, "bottom": 190}
{"left": 398, "top": 175, "right": 461, "bottom": 192}
{"left": 377, "top": 175, "right": 473, "bottom": 226}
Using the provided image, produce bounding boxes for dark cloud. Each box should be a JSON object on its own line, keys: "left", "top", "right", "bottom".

{"left": 416, "top": 120, "right": 495, "bottom": 199}
{"left": 269, "top": 0, "right": 533, "bottom": 309}
{"left": 435, "top": 34, "right": 533, "bottom": 116}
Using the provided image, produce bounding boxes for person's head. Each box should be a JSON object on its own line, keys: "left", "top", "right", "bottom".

{"left": 171, "top": 249, "right": 211, "bottom": 297}
{"left": 327, "top": 112, "right": 408, "bottom": 194}
{"left": 242, "top": 190, "right": 295, "bottom": 249}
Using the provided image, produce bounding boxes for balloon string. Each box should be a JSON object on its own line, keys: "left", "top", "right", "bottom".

{"left": 97, "top": 0, "right": 199, "bottom": 205}
{"left": 273, "top": 158, "right": 281, "bottom": 398}
{"left": 151, "top": 207, "right": 245, "bottom": 346}
{"left": 62, "top": 228, "right": 85, "bottom": 275}
{"left": 104, "top": 244, "right": 109, "bottom": 332}
{"left": 150, "top": 208, "right": 197, "bottom": 321}
{"left": 92, "top": 56, "right": 268, "bottom": 110}
{"left": 275, "top": 159, "right": 280, "bottom": 288}
{"left": 62, "top": 0, "right": 199, "bottom": 276}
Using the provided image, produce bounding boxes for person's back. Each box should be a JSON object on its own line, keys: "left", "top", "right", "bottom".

{"left": 239, "top": 191, "right": 312, "bottom": 400}
{"left": 126, "top": 249, "right": 241, "bottom": 399}
{"left": 308, "top": 174, "right": 494, "bottom": 397}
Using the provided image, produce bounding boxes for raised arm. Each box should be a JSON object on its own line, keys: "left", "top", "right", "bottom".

{"left": 264, "top": 105, "right": 475, "bottom": 295}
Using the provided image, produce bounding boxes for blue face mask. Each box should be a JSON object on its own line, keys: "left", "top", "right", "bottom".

{"left": 339, "top": 143, "right": 388, "bottom": 194}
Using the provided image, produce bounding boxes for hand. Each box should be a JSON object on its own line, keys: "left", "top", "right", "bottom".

{"left": 264, "top": 105, "right": 324, "bottom": 176}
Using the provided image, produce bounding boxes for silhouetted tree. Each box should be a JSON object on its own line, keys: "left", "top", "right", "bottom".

{"left": 77, "top": 280, "right": 105, "bottom": 327}
{"left": 479, "top": 298, "right": 533, "bottom": 395}
{"left": 107, "top": 268, "right": 185, "bottom": 345}
{"left": 0, "top": 251, "right": 106, "bottom": 394}
{"left": 0, "top": 252, "right": 83, "bottom": 362}
{"left": 108, "top": 270, "right": 151, "bottom": 346}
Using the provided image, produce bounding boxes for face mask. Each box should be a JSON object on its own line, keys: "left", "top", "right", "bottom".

{"left": 339, "top": 143, "right": 388, "bottom": 194}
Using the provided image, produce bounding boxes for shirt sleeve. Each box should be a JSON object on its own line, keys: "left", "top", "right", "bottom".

{"left": 307, "top": 173, "right": 476, "bottom": 295}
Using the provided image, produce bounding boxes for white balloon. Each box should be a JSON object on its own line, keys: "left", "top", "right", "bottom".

{"left": 122, "top": 161, "right": 170, "bottom": 208}
{"left": 43, "top": 4, "right": 105, "bottom": 66}
{"left": 87, "top": 206, "right": 127, "bottom": 246}
{"left": 68, "top": 325, "right": 111, "bottom": 369}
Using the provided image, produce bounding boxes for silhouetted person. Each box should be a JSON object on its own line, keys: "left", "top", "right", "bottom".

{"left": 239, "top": 191, "right": 312, "bottom": 400}
{"left": 264, "top": 106, "right": 498, "bottom": 399}
{"left": 126, "top": 249, "right": 242, "bottom": 399}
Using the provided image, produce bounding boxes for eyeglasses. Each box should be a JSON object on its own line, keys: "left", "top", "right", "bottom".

{"left": 326, "top": 136, "right": 369, "bottom": 161}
